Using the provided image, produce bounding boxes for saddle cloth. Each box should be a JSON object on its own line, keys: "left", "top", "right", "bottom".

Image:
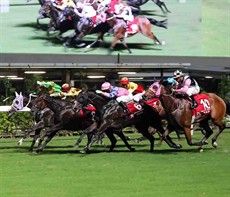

{"left": 193, "top": 94, "right": 211, "bottom": 116}
{"left": 125, "top": 101, "right": 143, "bottom": 119}
{"left": 144, "top": 97, "right": 160, "bottom": 109}
{"left": 126, "top": 18, "right": 139, "bottom": 35}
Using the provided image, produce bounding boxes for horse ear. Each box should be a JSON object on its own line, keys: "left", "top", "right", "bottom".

{"left": 159, "top": 78, "right": 164, "bottom": 84}
{"left": 15, "top": 91, "right": 19, "bottom": 97}
{"left": 20, "top": 92, "right": 22, "bottom": 96}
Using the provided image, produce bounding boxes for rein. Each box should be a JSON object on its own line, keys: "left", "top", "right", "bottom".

{"left": 161, "top": 89, "right": 184, "bottom": 114}
{"left": 24, "top": 93, "right": 37, "bottom": 108}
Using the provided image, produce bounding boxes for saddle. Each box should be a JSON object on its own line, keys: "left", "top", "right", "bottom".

{"left": 120, "top": 101, "right": 144, "bottom": 119}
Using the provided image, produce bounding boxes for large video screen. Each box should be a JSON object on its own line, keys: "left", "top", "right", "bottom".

{"left": 0, "top": 0, "right": 229, "bottom": 57}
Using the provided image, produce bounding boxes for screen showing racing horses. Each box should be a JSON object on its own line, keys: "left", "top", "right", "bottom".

{"left": 0, "top": 0, "right": 228, "bottom": 57}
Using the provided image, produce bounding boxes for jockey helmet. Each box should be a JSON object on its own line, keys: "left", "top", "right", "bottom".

{"left": 173, "top": 70, "right": 183, "bottom": 79}
{"left": 101, "top": 82, "right": 111, "bottom": 91}
{"left": 120, "top": 77, "right": 129, "bottom": 85}
{"left": 61, "top": 83, "right": 71, "bottom": 92}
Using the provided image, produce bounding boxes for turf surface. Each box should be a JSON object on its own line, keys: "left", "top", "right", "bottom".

{"left": 0, "top": 130, "right": 230, "bottom": 197}
{"left": 0, "top": 0, "right": 228, "bottom": 56}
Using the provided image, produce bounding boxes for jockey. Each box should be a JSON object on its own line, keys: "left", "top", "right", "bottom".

{"left": 37, "top": 81, "right": 62, "bottom": 96}
{"left": 114, "top": 2, "right": 134, "bottom": 29}
{"left": 96, "top": 82, "right": 133, "bottom": 103}
{"left": 53, "top": 0, "right": 76, "bottom": 10}
{"left": 114, "top": 2, "right": 139, "bottom": 36}
{"left": 61, "top": 83, "right": 82, "bottom": 98}
{"left": 53, "top": 0, "right": 81, "bottom": 22}
{"left": 75, "top": 1, "right": 100, "bottom": 28}
{"left": 97, "top": 0, "right": 118, "bottom": 14}
{"left": 172, "top": 70, "right": 200, "bottom": 109}
{"left": 120, "top": 77, "right": 145, "bottom": 102}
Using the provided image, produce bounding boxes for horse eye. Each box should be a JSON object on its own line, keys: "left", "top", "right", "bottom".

{"left": 15, "top": 101, "right": 19, "bottom": 105}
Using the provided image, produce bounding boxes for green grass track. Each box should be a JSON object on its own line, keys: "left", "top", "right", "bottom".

{"left": 0, "top": 130, "right": 230, "bottom": 197}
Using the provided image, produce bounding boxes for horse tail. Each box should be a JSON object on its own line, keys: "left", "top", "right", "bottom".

{"left": 224, "top": 100, "right": 230, "bottom": 115}
{"left": 147, "top": 18, "right": 167, "bottom": 29}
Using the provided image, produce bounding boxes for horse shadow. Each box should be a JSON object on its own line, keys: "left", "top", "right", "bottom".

{"left": 15, "top": 22, "right": 48, "bottom": 31}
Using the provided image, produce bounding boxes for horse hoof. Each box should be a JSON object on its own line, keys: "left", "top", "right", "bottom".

{"left": 198, "top": 147, "right": 204, "bottom": 153}
{"left": 161, "top": 40, "right": 166, "bottom": 45}
{"left": 212, "top": 141, "right": 218, "bottom": 148}
{"left": 76, "top": 43, "right": 86, "bottom": 47}
{"left": 130, "top": 148, "right": 136, "bottom": 152}
{"left": 79, "top": 150, "right": 87, "bottom": 154}
{"left": 33, "top": 151, "right": 39, "bottom": 155}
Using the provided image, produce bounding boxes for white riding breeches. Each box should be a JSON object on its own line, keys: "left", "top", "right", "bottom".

{"left": 186, "top": 86, "right": 200, "bottom": 96}
{"left": 133, "top": 91, "right": 145, "bottom": 102}
{"left": 116, "top": 93, "right": 133, "bottom": 103}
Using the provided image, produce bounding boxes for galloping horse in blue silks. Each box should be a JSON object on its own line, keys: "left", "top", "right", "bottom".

{"left": 159, "top": 80, "right": 227, "bottom": 152}
{"left": 8, "top": 92, "right": 55, "bottom": 151}
{"left": 31, "top": 94, "right": 135, "bottom": 153}
{"left": 75, "top": 91, "right": 182, "bottom": 154}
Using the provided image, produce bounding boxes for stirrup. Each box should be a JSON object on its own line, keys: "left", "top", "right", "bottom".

{"left": 190, "top": 102, "right": 198, "bottom": 109}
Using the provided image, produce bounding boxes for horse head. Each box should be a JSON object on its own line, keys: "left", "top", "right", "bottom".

{"left": 30, "top": 94, "right": 48, "bottom": 116}
{"left": 143, "top": 81, "right": 161, "bottom": 100}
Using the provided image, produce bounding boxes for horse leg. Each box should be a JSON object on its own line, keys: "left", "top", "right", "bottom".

{"left": 120, "top": 37, "right": 132, "bottom": 53}
{"left": 154, "top": 0, "right": 170, "bottom": 14}
{"left": 34, "top": 124, "right": 62, "bottom": 154}
{"left": 85, "top": 32, "right": 104, "bottom": 52}
{"left": 110, "top": 37, "right": 119, "bottom": 52}
{"left": 183, "top": 126, "right": 209, "bottom": 152}
{"left": 29, "top": 129, "right": 41, "bottom": 151}
{"left": 105, "top": 129, "right": 117, "bottom": 152}
{"left": 80, "top": 121, "right": 110, "bottom": 154}
{"left": 199, "top": 120, "right": 214, "bottom": 142}
{"left": 211, "top": 121, "right": 225, "bottom": 148}
{"left": 162, "top": 127, "right": 182, "bottom": 149}
{"left": 18, "top": 121, "right": 44, "bottom": 146}
{"left": 18, "top": 128, "right": 33, "bottom": 146}
{"left": 35, "top": 130, "right": 58, "bottom": 154}
{"left": 112, "top": 129, "right": 135, "bottom": 152}
{"left": 74, "top": 122, "right": 98, "bottom": 148}
{"left": 161, "top": 1, "right": 171, "bottom": 13}
{"left": 36, "top": 15, "right": 44, "bottom": 27}
{"left": 136, "top": 124, "right": 155, "bottom": 152}
{"left": 63, "top": 31, "right": 76, "bottom": 47}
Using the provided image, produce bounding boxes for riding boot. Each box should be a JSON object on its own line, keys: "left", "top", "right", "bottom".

{"left": 190, "top": 95, "right": 198, "bottom": 109}
{"left": 58, "top": 13, "right": 65, "bottom": 24}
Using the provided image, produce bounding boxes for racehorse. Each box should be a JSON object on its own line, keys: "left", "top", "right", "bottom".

{"left": 159, "top": 80, "right": 227, "bottom": 152}
{"left": 8, "top": 92, "right": 55, "bottom": 151}
{"left": 142, "top": 83, "right": 182, "bottom": 144}
{"left": 84, "top": 14, "right": 167, "bottom": 53}
{"left": 31, "top": 94, "right": 135, "bottom": 153}
{"left": 42, "top": 1, "right": 79, "bottom": 40}
{"left": 127, "top": 0, "right": 171, "bottom": 15}
{"left": 36, "top": 0, "right": 52, "bottom": 26}
{"left": 75, "top": 91, "right": 181, "bottom": 154}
